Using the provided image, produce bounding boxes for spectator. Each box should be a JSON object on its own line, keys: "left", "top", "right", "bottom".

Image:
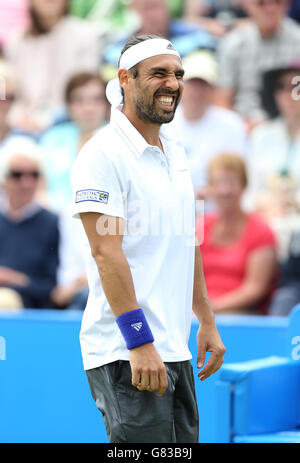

{"left": 247, "top": 60, "right": 300, "bottom": 262}
{"left": 70, "top": 0, "right": 140, "bottom": 41}
{"left": 51, "top": 207, "right": 88, "bottom": 310}
{"left": 269, "top": 230, "right": 300, "bottom": 316}
{"left": 0, "top": 0, "right": 29, "bottom": 50}
{"left": 172, "top": 51, "right": 248, "bottom": 201}
{"left": 0, "top": 137, "right": 59, "bottom": 309}
{"left": 0, "top": 60, "right": 20, "bottom": 150}
{"left": 103, "top": 0, "right": 217, "bottom": 66}
{"left": 197, "top": 152, "right": 277, "bottom": 314}
{"left": 184, "top": 0, "right": 248, "bottom": 37}
{"left": 4, "top": 0, "right": 101, "bottom": 134}
{"left": 216, "top": 0, "right": 300, "bottom": 127}
{"left": 39, "top": 72, "right": 109, "bottom": 212}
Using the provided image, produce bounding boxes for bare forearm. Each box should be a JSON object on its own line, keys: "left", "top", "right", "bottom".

{"left": 94, "top": 249, "right": 139, "bottom": 317}
{"left": 193, "top": 244, "right": 215, "bottom": 324}
{"left": 212, "top": 284, "right": 266, "bottom": 313}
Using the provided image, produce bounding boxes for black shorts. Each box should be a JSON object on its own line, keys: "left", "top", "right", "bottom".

{"left": 86, "top": 360, "right": 199, "bottom": 443}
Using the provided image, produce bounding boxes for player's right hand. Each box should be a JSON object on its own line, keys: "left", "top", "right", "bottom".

{"left": 129, "top": 343, "right": 168, "bottom": 396}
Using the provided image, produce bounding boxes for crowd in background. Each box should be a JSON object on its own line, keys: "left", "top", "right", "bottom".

{"left": 0, "top": 0, "right": 300, "bottom": 316}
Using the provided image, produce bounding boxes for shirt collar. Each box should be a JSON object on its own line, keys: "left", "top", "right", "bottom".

{"left": 110, "top": 106, "right": 181, "bottom": 158}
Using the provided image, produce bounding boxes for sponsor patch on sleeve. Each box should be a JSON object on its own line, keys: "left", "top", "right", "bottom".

{"left": 75, "top": 189, "right": 109, "bottom": 204}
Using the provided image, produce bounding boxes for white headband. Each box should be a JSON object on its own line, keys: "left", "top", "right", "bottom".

{"left": 106, "top": 38, "right": 181, "bottom": 107}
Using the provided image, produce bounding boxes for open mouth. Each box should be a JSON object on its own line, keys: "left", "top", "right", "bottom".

{"left": 156, "top": 94, "right": 176, "bottom": 110}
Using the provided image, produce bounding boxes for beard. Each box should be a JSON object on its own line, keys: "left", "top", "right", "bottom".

{"left": 134, "top": 87, "right": 181, "bottom": 125}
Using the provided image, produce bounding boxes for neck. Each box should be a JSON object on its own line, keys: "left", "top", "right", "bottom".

{"left": 217, "top": 206, "right": 245, "bottom": 224}
{"left": 6, "top": 198, "right": 29, "bottom": 221}
{"left": 122, "top": 106, "right": 162, "bottom": 148}
{"left": 38, "top": 14, "right": 62, "bottom": 32}
{"left": 182, "top": 106, "right": 206, "bottom": 122}
{"left": 257, "top": 23, "right": 280, "bottom": 39}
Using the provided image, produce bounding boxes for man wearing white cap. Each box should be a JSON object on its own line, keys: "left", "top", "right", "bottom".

{"left": 70, "top": 34, "right": 225, "bottom": 443}
{"left": 172, "top": 50, "right": 248, "bottom": 202}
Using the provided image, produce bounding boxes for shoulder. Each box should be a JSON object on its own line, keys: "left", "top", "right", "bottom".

{"left": 246, "top": 213, "right": 276, "bottom": 248}
{"left": 219, "top": 23, "right": 256, "bottom": 51}
{"left": 58, "top": 17, "right": 99, "bottom": 38}
{"left": 208, "top": 106, "right": 246, "bottom": 130}
{"left": 36, "top": 207, "right": 59, "bottom": 227}
{"left": 71, "top": 124, "right": 122, "bottom": 174}
{"left": 250, "top": 118, "right": 285, "bottom": 144}
{"left": 40, "top": 122, "right": 78, "bottom": 145}
{"left": 4, "top": 29, "right": 25, "bottom": 56}
{"left": 197, "top": 213, "right": 217, "bottom": 232}
{"left": 281, "top": 17, "right": 300, "bottom": 39}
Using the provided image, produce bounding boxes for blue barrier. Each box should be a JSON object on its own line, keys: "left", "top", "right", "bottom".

{"left": 0, "top": 310, "right": 289, "bottom": 443}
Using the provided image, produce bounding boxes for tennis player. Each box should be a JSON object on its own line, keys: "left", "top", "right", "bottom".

{"left": 70, "top": 34, "right": 225, "bottom": 443}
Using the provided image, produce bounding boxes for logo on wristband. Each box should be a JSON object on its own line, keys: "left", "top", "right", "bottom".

{"left": 131, "top": 322, "right": 143, "bottom": 332}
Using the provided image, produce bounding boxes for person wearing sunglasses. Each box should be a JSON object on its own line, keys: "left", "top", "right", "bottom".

{"left": 217, "top": 0, "right": 300, "bottom": 128}
{"left": 0, "top": 136, "right": 59, "bottom": 310}
{"left": 245, "top": 60, "right": 300, "bottom": 265}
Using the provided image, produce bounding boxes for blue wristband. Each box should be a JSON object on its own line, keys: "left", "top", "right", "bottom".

{"left": 116, "top": 308, "right": 154, "bottom": 349}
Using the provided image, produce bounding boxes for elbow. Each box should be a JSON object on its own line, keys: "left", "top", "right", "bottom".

{"left": 91, "top": 244, "right": 110, "bottom": 269}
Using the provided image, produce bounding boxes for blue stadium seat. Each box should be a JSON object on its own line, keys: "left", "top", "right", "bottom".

{"left": 215, "top": 305, "right": 300, "bottom": 443}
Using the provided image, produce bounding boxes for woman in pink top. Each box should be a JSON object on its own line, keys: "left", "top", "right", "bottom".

{"left": 196, "top": 152, "right": 278, "bottom": 314}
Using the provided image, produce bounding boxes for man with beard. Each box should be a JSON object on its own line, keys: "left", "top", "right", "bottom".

{"left": 70, "top": 34, "right": 225, "bottom": 443}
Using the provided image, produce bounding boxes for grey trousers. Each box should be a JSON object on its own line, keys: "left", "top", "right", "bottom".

{"left": 86, "top": 360, "right": 199, "bottom": 443}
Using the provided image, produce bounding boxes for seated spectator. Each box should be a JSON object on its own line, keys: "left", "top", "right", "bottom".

{"left": 51, "top": 207, "right": 88, "bottom": 310}
{"left": 269, "top": 230, "right": 300, "bottom": 316}
{"left": 0, "top": 0, "right": 29, "bottom": 50}
{"left": 216, "top": 0, "right": 300, "bottom": 127}
{"left": 184, "top": 0, "right": 248, "bottom": 37}
{"left": 103, "top": 0, "right": 217, "bottom": 66}
{"left": 39, "top": 72, "right": 109, "bottom": 212}
{"left": 247, "top": 60, "right": 300, "bottom": 262}
{"left": 196, "top": 152, "right": 277, "bottom": 314}
{"left": 4, "top": 0, "right": 101, "bottom": 134}
{"left": 172, "top": 51, "right": 248, "bottom": 201}
{"left": 0, "top": 137, "right": 59, "bottom": 309}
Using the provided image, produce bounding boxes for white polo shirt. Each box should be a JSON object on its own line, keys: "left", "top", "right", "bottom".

{"left": 70, "top": 107, "right": 196, "bottom": 370}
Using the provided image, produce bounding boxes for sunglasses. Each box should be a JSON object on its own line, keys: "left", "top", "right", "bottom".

{"left": 7, "top": 170, "right": 41, "bottom": 180}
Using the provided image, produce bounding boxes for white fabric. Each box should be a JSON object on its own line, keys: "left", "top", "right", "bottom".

{"left": 106, "top": 38, "right": 180, "bottom": 107}
{"left": 119, "top": 38, "right": 180, "bottom": 71}
{"left": 70, "top": 107, "right": 195, "bottom": 370}
{"left": 57, "top": 208, "right": 87, "bottom": 286}
{"left": 172, "top": 104, "right": 249, "bottom": 195}
{"left": 246, "top": 118, "right": 300, "bottom": 210}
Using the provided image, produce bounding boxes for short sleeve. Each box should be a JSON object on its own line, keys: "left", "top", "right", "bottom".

{"left": 70, "top": 141, "right": 126, "bottom": 220}
{"left": 247, "top": 214, "right": 277, "bottom": 253}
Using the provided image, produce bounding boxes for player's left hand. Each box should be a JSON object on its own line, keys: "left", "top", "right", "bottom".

{"left": 196, "top": 322, "right": 226, "bottom": 381}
